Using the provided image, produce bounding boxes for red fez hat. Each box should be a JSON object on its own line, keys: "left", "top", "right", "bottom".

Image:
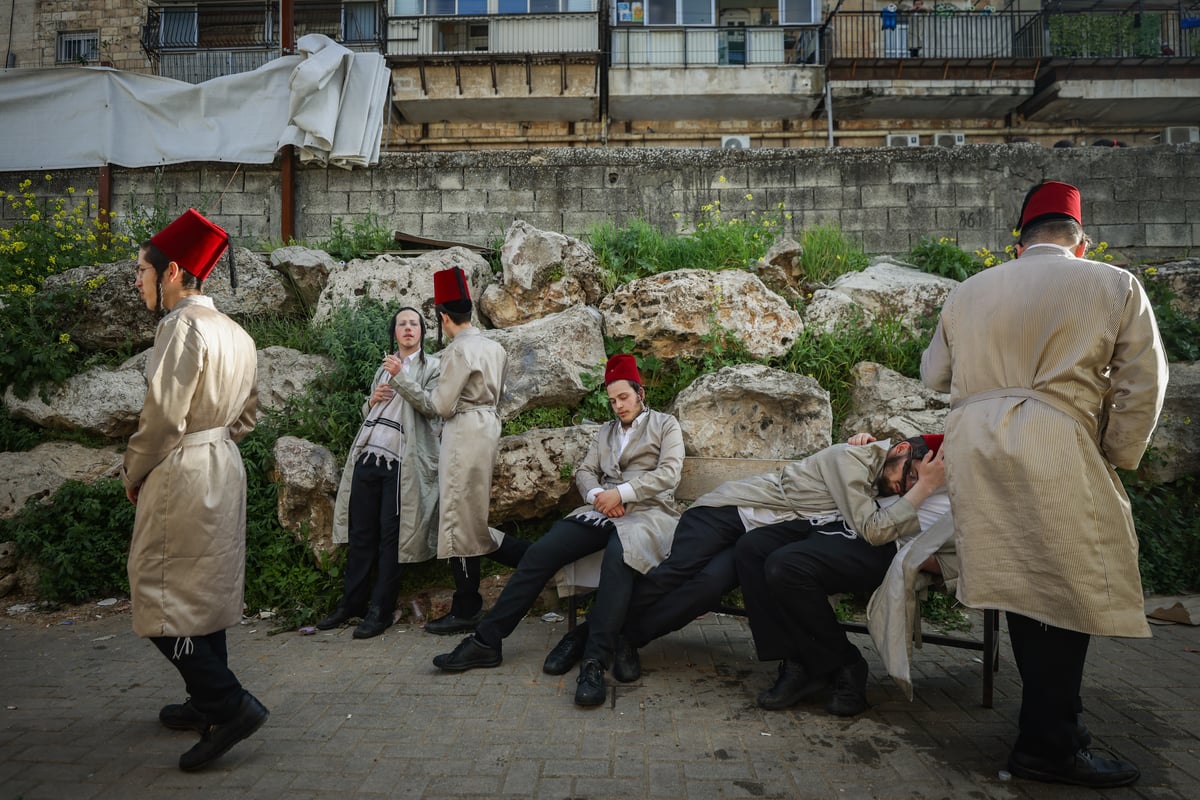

{"left": 1017, "top": 181, "right": 1081, "bottom": 231}
{"left": 604, "top": 354, "right": 642, "bottom": 386}
{"left": 904, "top": 434, "right": 943, "bottom": 457}
{"left": 149, "top": 209, "right": 233, "bottom": 284}
{"left": 433, "top": 267, "right": 472, "bottom": 313}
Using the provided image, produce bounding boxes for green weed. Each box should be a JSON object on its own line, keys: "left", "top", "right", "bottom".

{"left": 908, "top": 236, "right": 980, "bottom": 282}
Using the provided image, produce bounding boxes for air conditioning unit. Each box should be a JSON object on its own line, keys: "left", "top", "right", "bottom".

{"left": 886, "top": 134, "right": 920, "bottom": 147}
{"left": 934, "top": 132, "right": 966, "bottom": 147}
{"left": 720, "top": 135, "right": 751, "bottom": 149}
{"left": 1163, "top": 126, "right": 1199, "bottom": 144}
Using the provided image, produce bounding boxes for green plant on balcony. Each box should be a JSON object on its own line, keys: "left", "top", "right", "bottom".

{"left": 1049, "top": 13, "right": 1162, "bottom": 58}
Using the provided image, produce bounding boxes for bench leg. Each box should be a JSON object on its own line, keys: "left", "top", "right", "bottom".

{"left": 981, "top": 608, "right": 999, "bottom": 708}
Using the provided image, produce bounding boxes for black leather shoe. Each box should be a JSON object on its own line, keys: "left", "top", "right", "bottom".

{"left": 757, "top": 659, "right": 829, "bottom": 710}
{"left": 432, "top": 635, "right": 502, "bottom": 671}
{"left": 543, "top": 628, "right": 586, "bottom": 675}
{"left": 1009, "top": 748, "right": 1140, "bottom": 788}
{"left": 612, "top": 637, "right": 641, "bottom": 683}
{"left": 575, "top": 659, "right": 607, "bottom": 707}
{"left": 178, "top": 693, "right": 269, "bottom": 772}
{"left": 159, "top": 698, "right": 207, "bottom": 733}
{"left": 314, "top": 606, "right": 362, "bottom": 631}
{"left": 352, "top": 605, "right": 392, "bottom": 639}
{"left": 824, "top": 655, "right": 869, "bottom": 717}
{"left": 424, "top": 611, "right": 483, "bottom": 636}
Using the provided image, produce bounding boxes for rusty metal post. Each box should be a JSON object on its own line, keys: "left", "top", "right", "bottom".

{"left": 280, "top": 0, "right": 297, "bottom": 243}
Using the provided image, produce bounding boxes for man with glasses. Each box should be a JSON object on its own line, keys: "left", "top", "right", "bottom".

{"left": 543, "top": 434, "right": 947, "bottom": 717}
{"left": 731, "top": 434, "right": 945, "bottom": 717}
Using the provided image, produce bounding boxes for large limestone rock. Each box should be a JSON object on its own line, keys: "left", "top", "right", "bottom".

{"left": 256, "top": 347, "right": 336, "bottom": 415}
{"left": 43, "top": 248, "right": 295, "bottom": 353}
{"left": 600, "top": 269, "right": 803, "bottom": 360}
{"left": 490, "top": 424, "right": 600, "bottom": 522}
{"left": 0, "top": 442, "right": 123, "bottom": 518}
{"left": 42, "top": 257, "right": 159, "bottom": 352}
{"left": 804, "top": 288, "right": 866, "bottom": 334}
{"left": 669, "top": 364, "right": 831, "bottom": 459}
{"left": 1144, "top": 258, "right": 1200, "bottom": 319}
{"left": 270, "top": 246, "right": 339, "bottom": 316}
{"left": 484, "top": 305, "right": 607, "bottom": 419}
{"left": 4, "top": 365, "right": 147, "bottom": 439}
{"left": 841, "top": 362, "right": 950, "bottom": 442}
{"left": 201, "top": 246, "right": 296, "bottom": 319}
{"left": 830, "top": 259, "right": 959, "bottom": 333}
{"left": 751, "top": 237, "right": 805, "bottom": 304}
{"left": 271, "top": 436, "right": 339, "bottom": 557}
{"left": 1144, "top": 360, "right": 1200, "bottom": 483}
{"left": 312, "top": 247, "right": 494, "bottom": 326}
{"left": 479, "top": 221, "right": 605, "bottom": 328}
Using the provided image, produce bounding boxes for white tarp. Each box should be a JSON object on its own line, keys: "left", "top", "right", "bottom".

{"left": 0, "top": 34, "right": 388, "bottom": 172}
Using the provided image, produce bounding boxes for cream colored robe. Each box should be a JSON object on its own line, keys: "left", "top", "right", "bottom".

{"left": 331, "top": 354, "right": 442, "bottom": 563}
{"left": 556, "top": 409, "right": 685, "bottom": 593}
{"left": 122, "top": 295, "right": 258, "bottom": 638}
{"left": 389, "top": 326, "right": 506, "bottom": 558}
{"left": 691, "top": 441, "right": 922, "bottom": 544}
{"left": 921, "top": 247, "right": 1168, "bottom": 637}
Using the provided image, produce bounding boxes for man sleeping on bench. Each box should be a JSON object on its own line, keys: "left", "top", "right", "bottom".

{"left": 544, "top": 433, "right": 949, "bottom": 718}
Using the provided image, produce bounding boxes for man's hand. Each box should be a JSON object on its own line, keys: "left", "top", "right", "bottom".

{"left": 914, "top": 448, "right": 947, "bottom": 492}
{"left": 383, "top": 354, "right": 405, "bottom": 377}
{"left": 370, "top": 383, "right": 395, "bottom": 407}
{"left": 126, "top": 483, "right": 140, "bottom": 505}
{"left": 847, "top": 432, "right": 877, "bottom": 446}
{"left": 592, "top": 488, "right": 626, "bottom": 518}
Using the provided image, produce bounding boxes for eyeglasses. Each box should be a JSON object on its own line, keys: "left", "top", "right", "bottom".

{"left": 901, "top": 453, "right": 919, "bottom": 494}
{"left": 136, "top": 266, "right": 156, "bottom": 278}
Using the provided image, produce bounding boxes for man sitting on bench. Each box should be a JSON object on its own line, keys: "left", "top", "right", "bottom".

{"left": 543, "top": 434, "right": 948, "bottom": 716}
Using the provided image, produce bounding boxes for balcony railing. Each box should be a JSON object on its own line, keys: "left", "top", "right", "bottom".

{"left": 386, "top": 12, "right": 598, "bottom": 57}
{"left": 827, "top": 10, "right": 1196, "bottom": 60}
{"left": 611, "top": 25, "right": 821, "bottom": 67}
{"left": 143, "top": 2, "right": 386, "bottom": 82}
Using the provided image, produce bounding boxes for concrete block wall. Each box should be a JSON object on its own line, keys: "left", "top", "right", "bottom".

{"left": 4, "top": 145, "right": 1197, "bottom": 260}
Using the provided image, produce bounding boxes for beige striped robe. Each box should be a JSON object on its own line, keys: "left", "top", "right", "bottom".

{"left": 921, "top": 245, "right": 1167, "bottom": 638}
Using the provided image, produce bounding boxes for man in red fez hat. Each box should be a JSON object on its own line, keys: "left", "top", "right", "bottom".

{"left": 431, "top": 354, "right": 688, "bottom": 708}
{"left": 923, "top": 181, "right": 1168, "bottom": 787}
{"left": 123, "top": 210, "right": 268, "bottom": 771}
{"left": 543, "top": 430, "right": 946, "bottom": 712}
{"left": 386, "top": 266, "right": 528, "bottom": 635}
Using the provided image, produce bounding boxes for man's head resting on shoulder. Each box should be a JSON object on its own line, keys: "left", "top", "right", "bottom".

{"left": 874, "top": 434, "right": 943, "bottom": 497}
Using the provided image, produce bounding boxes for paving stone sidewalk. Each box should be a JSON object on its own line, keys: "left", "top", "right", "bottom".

{"left": 1, "top": 607, "right": 1197, "bottom": 800}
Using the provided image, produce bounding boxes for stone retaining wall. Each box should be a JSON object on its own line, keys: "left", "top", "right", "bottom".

{"left": 4, "top": 144, "right": 1197, "bottom": 257}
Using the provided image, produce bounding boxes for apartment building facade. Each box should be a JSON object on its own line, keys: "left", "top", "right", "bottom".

{"left": 3, "top": 0, "right": 1198, "bottom": 149}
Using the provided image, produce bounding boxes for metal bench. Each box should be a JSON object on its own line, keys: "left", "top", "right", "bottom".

{"left": 566, "top": 456, "right": 1001, "bottom": 708}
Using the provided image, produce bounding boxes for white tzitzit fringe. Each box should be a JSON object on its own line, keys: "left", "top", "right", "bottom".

{"left": 172, "top": 636, "right": 194, "bottom": 660}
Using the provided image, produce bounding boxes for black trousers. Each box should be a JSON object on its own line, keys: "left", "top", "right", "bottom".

{"left": 151, "top": 630, "right": 245, "bottom": 723}
{"left": 622, "top": 505, "right": 746, "bottom": 647}
{"left": 448, "top": 534, "right": 532, "bottom": 618}
{"left": 475, "top": 517, "right": 634, "bottom": 670}
{"left": 735, "top": 521, "right": 896, "bottom": 677}
{"left": 342, "top": 455, "right": 403, "bottom": 615}
{"left": 1007, "top": 611, "right": 1091, "bottom": 761}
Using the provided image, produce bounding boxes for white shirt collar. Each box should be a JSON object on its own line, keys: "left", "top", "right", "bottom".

{"left": 1021, "top": 242, "right": 1078, "bottom": 259}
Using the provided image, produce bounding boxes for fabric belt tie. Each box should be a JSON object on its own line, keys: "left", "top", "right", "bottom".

{"left": 951, "top": 387, "right": 1098, "bottom": 439}
{"left": 181, "top": 427, "right": 232, "bottom": 446}
{"left": 457, "top": 404, "right": 497, "bottom": 414}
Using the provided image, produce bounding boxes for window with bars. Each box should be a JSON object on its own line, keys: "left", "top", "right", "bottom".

{"left": 57, "top": 31, "right": 100, "bottom": 64}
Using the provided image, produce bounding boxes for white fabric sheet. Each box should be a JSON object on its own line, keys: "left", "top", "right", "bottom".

{"left": 0, "top": 35, "right": 388, "bottom": 172}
